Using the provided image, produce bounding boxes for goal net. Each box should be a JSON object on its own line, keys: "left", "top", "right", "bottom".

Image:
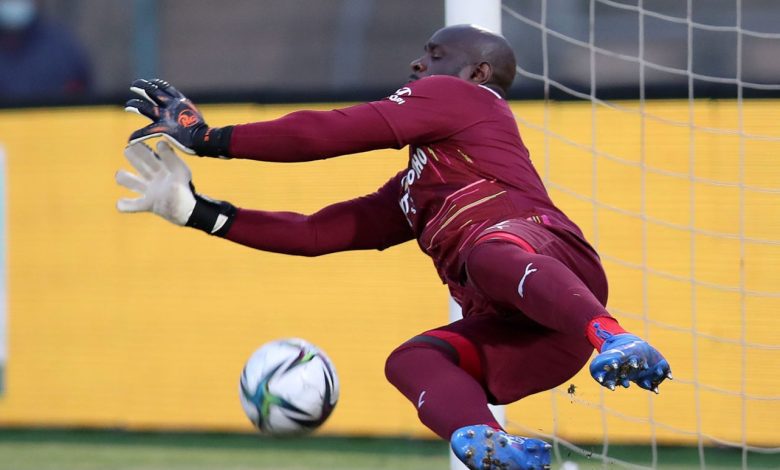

{"left": 500, "top": 1, "right": 780, "bottom": 468}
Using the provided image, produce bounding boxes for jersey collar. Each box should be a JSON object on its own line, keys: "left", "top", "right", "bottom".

{"left": 478, "top": 84, "right": 504, "bottom": 100}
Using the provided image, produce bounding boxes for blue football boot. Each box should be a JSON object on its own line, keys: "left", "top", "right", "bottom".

{"left": 590, "top": 333, "right": 672, "bottom": 392}
{"left": 451, "top": 425, "right": 551, "bottom": 470}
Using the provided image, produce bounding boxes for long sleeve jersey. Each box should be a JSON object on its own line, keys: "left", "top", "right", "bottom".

{"left": 223, "top": 75, "right": 584, "bottom": 285}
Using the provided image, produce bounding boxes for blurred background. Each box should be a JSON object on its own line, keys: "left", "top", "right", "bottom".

{"left": 0, "top": 1, "right": 779, "bottom": 469}
{"left": 1, "top": 0, "right": 780, "bottom": 107}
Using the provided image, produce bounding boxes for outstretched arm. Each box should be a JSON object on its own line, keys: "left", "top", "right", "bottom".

{"left": 116, "top": 142, "right": 414, "bottom": 255}
{"left": 227, "top": 105, "right": 400, "bottom": 162}
{"left": 125, "top": 77, "right": 476, "bottom": 162}
{"left": 125, "top": 79, "right": 399, "bottom": 161}
{"left": 225, "top": 175, "right": 414, "bottom": 256}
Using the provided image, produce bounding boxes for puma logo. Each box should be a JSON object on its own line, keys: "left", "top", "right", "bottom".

{"left": 517, "top": 263, "right": 538, "bottom": 298}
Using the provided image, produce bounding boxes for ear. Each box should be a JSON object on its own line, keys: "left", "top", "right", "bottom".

{"left": 470, "top": 62, "right": 492, "bottom": 85}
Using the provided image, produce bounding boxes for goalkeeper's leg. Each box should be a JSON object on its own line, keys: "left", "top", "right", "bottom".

{"left": 384, "top": 320, "right": 588, "bottom": 469}
{"left": 385, "top": 336, "right": 552, "bottom": 469}
{"left": 384, "top": 334, "right": 501, "bottom": 440}
{"left": 464, "top": 230, "right": 671, "bottom": 392}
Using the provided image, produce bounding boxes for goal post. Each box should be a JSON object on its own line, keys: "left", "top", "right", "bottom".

{"left": 445, "top": 0, "right": 502, "bottom": 34}
{"left": 445, "top": 2, "right": 504, "bottom": 469}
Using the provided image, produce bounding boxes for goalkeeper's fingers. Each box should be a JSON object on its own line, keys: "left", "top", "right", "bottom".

{"left": 130, "top": 78, "right": 171, "bottom": 106}
{"left": 155, "top": 141, "right": 192, "bottom": 181}
{"left": 129, "top": 79, "right": 160, "bottom": 105}
{"left": 130, "top": 78, "right": 185, "bottom": 105}
{"left": 116, "top": 194, "right": 151, "bottom": 213}
{"left": 115, "top": 169, "right": 147, "bottom": 194}
{"left": 125, "top": 98, "right": 159, "bottom": 120}
{"left": 148, "top": 78, "right": 187, "bottom": 100}
{"left": 124, "top": 142, "right": 162, "bottom": 179}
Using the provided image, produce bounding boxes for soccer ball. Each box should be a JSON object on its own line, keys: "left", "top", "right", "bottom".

{"left": 239, "top": 338, "right": 339, "bottom": 436}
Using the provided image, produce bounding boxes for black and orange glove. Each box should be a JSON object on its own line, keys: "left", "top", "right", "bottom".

{"left": 125, "top": 78, "right": 233, "bottom": 158}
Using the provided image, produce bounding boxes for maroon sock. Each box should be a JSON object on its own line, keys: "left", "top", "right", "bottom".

{"left": 586, "top": 315, "right": 629, "bottom": 351}
{"left": 385, "top": 342, "right": 502, "bottom": 440}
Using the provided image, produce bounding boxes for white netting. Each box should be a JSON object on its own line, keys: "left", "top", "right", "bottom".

{"left": 501, "top": 1, "right": 780, "bottom": 468}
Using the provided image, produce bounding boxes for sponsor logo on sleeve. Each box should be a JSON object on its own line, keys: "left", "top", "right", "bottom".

{"left": 388, "top": 87, "right": 412, "bottom": 105}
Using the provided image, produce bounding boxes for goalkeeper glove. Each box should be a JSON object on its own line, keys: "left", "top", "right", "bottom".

{"left": 125, "top": 78, "right": 233, "bottom": 158}
{"left": 116, "top": 141, "right": 236, "bottom": 235}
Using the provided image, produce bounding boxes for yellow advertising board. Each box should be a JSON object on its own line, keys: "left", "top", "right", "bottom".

{"left": 0, "top": 101, "right": 776, "bottom": 445}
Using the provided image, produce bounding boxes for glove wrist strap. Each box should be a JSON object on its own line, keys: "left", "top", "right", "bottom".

{"left": 186, "top": 194, "right": 237, "bottom": 236}
{"left": 192, "top": 125, "right": 234, "bottom": 158}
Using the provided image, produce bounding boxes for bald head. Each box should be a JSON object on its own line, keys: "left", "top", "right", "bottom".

{"left": 409, "top": 24, "right": 517, "bottom": 96}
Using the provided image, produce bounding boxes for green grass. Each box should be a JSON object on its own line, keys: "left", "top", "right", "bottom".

{"left": 0, "top": 429, "right": 446, "bottom": 470}
{"left": 0, "top": 429, "right": 777, "bottom": 469}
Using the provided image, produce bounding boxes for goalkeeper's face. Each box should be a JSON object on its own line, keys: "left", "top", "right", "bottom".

{"left": 409, "top": 30, "right": 473, "bottom": 82}
{"left": 409, "top": 24, "right": 516, "bottom": 96}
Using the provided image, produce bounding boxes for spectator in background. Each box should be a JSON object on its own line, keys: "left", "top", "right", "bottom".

{"left": 0, "top": 0, "right": 92, "bottom": 103}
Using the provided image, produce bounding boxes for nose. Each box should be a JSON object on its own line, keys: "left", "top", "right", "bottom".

{"left": 410, "top": 57, "right": 425, "bottom": 74}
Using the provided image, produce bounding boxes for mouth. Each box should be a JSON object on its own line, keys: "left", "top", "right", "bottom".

{"left": 407, "top": 74, "right": 420, "bottom": 82}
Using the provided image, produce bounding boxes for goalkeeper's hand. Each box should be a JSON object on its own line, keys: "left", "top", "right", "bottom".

{"left": 116, "top": 141, "right": 236, "bottom": 235}
{"left": 125, "top": 78, "right": 232, "bottom": 158}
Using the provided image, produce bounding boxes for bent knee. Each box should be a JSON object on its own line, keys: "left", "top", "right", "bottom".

{"left": 384, "top": 336, "right": 459, "bottom": 385}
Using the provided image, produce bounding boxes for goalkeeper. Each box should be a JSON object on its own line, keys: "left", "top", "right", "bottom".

{"left": 117, "top": 24, "right": 671, "bottom": 470}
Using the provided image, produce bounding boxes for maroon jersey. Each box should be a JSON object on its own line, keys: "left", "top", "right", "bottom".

{"left": 366, "top": 76, "right": 583, "bottom": 282}
{"left": 225, "top": 76, "right": 586, "bottom": 294}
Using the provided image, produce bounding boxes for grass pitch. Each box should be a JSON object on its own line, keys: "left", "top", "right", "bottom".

{"left": 0, "top": 429, "right": 777, "bottom": 469}
{"left": 0, "top": 429, "right": 445, "bottom": 470}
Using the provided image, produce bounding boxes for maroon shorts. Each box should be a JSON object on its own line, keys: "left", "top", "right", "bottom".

{"left": 459, "top": 218, "right": 608, "bottom": 305}
{"left": 420, "top": 218, "right": 607, "bottom": 404}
